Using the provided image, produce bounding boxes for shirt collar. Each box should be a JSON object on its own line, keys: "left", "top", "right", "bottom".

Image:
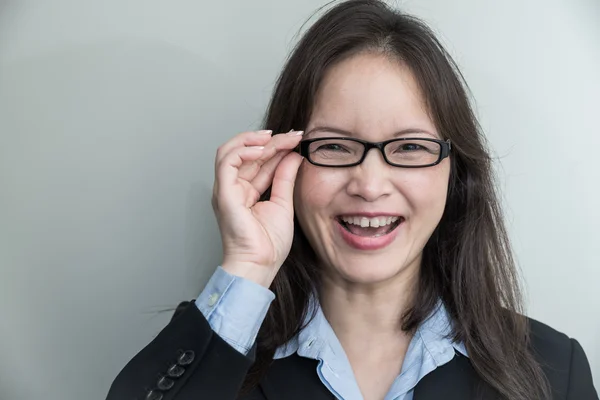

{"left": 273, "top": 297, "right": 468, "bottom": 361}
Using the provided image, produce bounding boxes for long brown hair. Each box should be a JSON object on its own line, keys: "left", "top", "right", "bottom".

{"left": 241, "top": 1, "right": 551, "bottom": 398}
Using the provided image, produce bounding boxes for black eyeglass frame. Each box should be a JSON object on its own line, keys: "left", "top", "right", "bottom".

{"left": 296, "top": 137, "right": 452, "bottom": 168}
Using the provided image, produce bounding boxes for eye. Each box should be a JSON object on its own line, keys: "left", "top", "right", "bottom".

{"left": 395, "top": 142, "right": 425, "bottom": 152}
{"left": 314, "top": 142, "right": 351, "bottom": 152}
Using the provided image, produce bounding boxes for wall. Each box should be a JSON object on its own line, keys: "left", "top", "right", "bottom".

{"left": 0, "top": 1, "right": 598, "bottom": 399}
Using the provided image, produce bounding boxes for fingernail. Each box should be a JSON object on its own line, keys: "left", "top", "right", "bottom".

{"left": 287, "top": 129, "right": 304, "bottom": 136}
{"left": 257, "top": 130, "right": 272, "bottom": 135}
{"left": 248, "top": 146, "right": 265, "bottom": 149}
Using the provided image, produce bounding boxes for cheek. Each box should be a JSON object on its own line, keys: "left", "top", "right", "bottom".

{"left": 293, "top": 165, "right": 345, "bottom": 220}
{"left": 401, "top": 167, "right": 450, "bottom": 219}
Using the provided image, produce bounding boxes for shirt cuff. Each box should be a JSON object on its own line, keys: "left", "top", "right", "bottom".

{"left": 196, "top": 266, "right": 275, "bottom": 355}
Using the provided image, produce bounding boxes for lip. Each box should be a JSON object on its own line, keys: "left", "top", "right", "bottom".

{"left": 335, "top": 217, "right": 402, "bottom": 251}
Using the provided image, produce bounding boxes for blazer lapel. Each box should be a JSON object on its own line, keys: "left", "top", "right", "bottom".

{"left": 414, "top": 353, "right": 496, "bottom": 400}
{"left": 259, "top": 351, "right": 491, "bottom": 400}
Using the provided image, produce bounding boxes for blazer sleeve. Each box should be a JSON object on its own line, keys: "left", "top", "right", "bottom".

{"left": 105, "top": 300, "right": 256, "bottom": 400}
{"left": 567, "top": 338, "right": 598, "bottom": 400}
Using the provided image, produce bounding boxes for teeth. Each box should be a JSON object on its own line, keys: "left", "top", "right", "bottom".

{"left": 341, "top": 215, "right": 399, "bottom": 228}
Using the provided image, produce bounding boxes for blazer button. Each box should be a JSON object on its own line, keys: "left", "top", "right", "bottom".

{"left": 167, "top": 364, "right": 185, "bottom": 378}
{"left": 177, "top": 350, "right": 195, "bottom": 365}
{"left": 145, "top": 390, "right": 163, "bottom": 400}
{"left": 157, "top": 376, "right": 175, "bottom": 391}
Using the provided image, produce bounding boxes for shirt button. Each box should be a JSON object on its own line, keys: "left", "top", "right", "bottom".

{"left": 207, "top": 293, "right": 219, "bottom": 307}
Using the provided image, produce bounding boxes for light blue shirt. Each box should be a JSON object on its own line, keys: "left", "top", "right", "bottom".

{"left": 196, "top": 266, "right": 469, "bottom": 400}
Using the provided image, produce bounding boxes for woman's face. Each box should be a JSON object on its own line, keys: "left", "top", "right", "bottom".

{"left": 293, "top": 52, "right": 451, "bottom": 286}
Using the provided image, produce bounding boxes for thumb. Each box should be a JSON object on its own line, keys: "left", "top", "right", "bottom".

{"left": 268, "top": 152, "right": 303, "bottom": 211}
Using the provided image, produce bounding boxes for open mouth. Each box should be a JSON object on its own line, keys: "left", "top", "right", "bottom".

{"left": 336, "top": 216, "right": 404, "bottom": 238}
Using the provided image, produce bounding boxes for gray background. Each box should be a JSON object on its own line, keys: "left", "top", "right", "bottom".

{"left": 0, "top": 1, "right": 598, "bottom": 399}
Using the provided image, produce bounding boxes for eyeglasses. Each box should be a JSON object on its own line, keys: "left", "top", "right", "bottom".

{"left": 296, "top": 137, "right": 452, "bottom": 168}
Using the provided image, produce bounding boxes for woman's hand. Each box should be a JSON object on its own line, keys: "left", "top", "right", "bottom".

{"left": 212, "top": 129, "right": 304, "bottom": 288}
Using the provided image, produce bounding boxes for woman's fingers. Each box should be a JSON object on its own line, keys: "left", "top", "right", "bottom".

{"left": 268, "top": 151, "right": 304, "bottom": 211}
{"left": 250, "top": 148, "right": 292, "bottom": 195}
{"left": 216, "top": 145, "right": 268, "bottom": 190}
{"left": 214, "top": 130, "right": 275, "bottom": 187}
{"left": 213, "top": 130, "right": 304, "bottom": 213}
{"left": 215, "top": 130, "right": 273, "bottom": 166}
{"left": 238, "top": 131, "right": 303, "bottom": 182}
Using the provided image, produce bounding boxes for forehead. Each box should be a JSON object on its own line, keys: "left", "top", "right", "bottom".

{"left": 307, "top": 52, "right": 437, "bottom": 139}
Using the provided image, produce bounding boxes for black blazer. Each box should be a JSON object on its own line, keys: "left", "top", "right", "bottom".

{"left": 106, "top": 301, "right": 598, "bottom": 400}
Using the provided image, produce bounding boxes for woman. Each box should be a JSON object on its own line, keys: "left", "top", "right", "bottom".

{"left": 106, "top": 1, "right": 597, "bottom": 399}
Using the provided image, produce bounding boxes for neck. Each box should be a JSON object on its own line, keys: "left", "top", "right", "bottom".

{"left": 317, "top": 261, "right": 420, "bottom": 350}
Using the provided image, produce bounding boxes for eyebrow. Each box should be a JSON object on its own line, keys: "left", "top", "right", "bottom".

{"left": 305, "top": 126, "right": 437, "bottom": 138}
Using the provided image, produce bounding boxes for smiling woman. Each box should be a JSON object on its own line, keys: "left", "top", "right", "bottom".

{"left": 106, "top": 1, "right": 597, "bottom": 400}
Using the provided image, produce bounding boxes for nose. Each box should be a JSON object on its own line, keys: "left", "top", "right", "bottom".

{"left": 345, "top": 148, "right": 394, "bottom": 201}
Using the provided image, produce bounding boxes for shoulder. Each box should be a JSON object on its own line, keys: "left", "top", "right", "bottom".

{"left": 526, "top": 316, "right": 571, "bottom": 357}
{"left": 525, "top": 316, "right": 598, "bottom": 399}
{"left": 525, "top": 315, "right": 590, "bottom": 368}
